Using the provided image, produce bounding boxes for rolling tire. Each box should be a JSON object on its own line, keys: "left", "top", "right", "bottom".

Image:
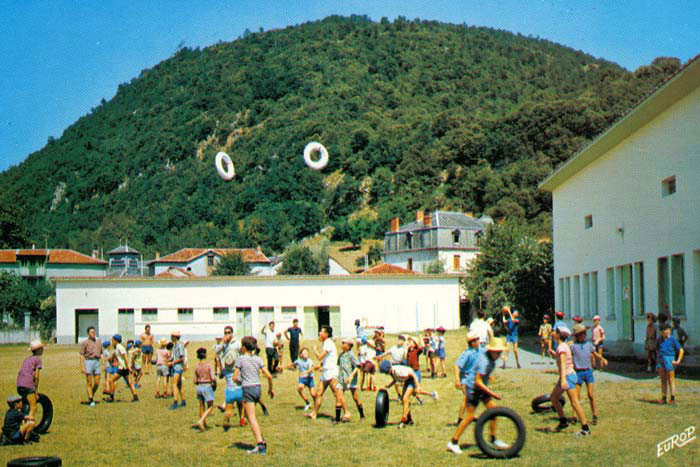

{"left": 375, "top": 389, "right": 389, "bottom": 428}
{"left": 7, "top": 457, "right": 62, "bottom": 467}
{"left": 531, "top": 393, "right": 566, "bottom": 413}
{"left": 474, "top": 407, "right": 526, "bottom": 459}
{"left": 22, "top": 393, "right": 53, "bottom": 434}
{"left": 303, "top": 142, "right": 329, "bottom": 170}
{"left": 215, "top": 152, "right": 235, "bottom": 180}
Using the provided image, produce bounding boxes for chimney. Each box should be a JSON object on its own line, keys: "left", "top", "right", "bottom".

{"left": 155, "top": 251, "right": 160, "bottom": 260}
{"left": 416, "top": 210, "right": 424, "bottom": 224}
{"left": 390, "top": 217, "right": 400, "bottom": 232}
{"left": 423, "top": 212, "right": 432, "bottom": 227}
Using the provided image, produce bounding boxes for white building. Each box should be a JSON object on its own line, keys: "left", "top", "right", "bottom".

{"left": 55, "top": 273, "right": 460, "bottom": 344}
{"left": 147, "top": 247, "right": 272, "bottom": 277}
{"left": 540, "top": 55, "right": 700, "bottom": 356}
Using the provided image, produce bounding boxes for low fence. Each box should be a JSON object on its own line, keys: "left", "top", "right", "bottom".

{"left": 0, "top": 329, "right": 43, "bottom": 344}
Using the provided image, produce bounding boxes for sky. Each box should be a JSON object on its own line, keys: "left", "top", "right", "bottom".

{"left": 0, "top": 0, "right": 698, "bottom": 172}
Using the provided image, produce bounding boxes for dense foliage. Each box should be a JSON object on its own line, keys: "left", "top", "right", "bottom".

{"left": 0, "top": 272, "right": 55, "bottom": 338}
{"left": 465, "top": 222, "right": 553, "bottom": 326}
{"left": 212, "top": 252, "right": 251, "bottom": 276}
{"left": 0, "top": 16, "right": 680, "bottom": 257}
{"left": 278, "top": 245, "right": 328, "bottom": 275}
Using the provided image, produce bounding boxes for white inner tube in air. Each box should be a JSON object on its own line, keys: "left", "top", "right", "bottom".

{"left": 303, "top": 142, "right": 329, "bottom": 170}
{"left": 215, "top": 152, "right": 235, "bottom": 180}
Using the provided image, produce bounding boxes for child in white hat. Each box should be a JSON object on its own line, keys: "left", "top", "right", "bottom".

{"left": 16, "top": 340, "right": 43, "bottom": 422}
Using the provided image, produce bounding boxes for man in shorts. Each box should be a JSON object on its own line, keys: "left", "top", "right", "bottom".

{"left": 140, "top": 324, "right": 155, "bottom": 375}
{"left": 79, "top": 326, "right": 103, "bottom": 407}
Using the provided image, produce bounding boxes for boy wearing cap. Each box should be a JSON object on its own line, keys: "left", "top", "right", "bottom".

{"left": 447, "top": 338, "right": 506, "bottom": 454}
{"left": 550, "top": 326, "right": 589, "bottom": 436}
{"left": 107, "top": 334, "right": 139, "bottom": 402}
{"left": 3, "top": 395, "right": 35, "bottom": 444}
{"left": 571, "top": 324, "right": 606, "bottom": 425}
{"left": 377, "top": 335, "right": 408, "bottom": 400}
{"left": 169, "top": 331, "right": 186, "bottom": 409}
{"left": 16, "top": 340, "right": 44, "bottom": 421}
{"left": 590, "top": 316, "right": 606, "bottom": 369}
{"left": 337, "top": 338, "right": 364, "bottom": 422}
{"left": 79, "top": 326, "right": 103, "bottom": 407}
{"left": 501, "top": 307, "right": 521, "bottom": 369}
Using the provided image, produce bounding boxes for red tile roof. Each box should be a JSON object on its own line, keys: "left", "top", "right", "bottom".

{"left": 0, "top": 249, "right": 107, "bottom": 265}
{"left": 150, "top": 248, "right": 270, "bottom": 264}
{"left": 362, "top": 263, "right": 417, "bottom": 275}
{"left": 154, "top": 267, "right": 196, "bottom": 278}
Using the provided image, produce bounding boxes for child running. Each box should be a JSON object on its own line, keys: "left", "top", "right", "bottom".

{"left": 447, "top": 337, "right": 506, "bottom": 454}
{"left": 192, "top": 347, "right": 217, "bottom": 431}
{"left": 234, "top": 336, "right": 274, "bottom": 455}
{"left": 155, "top": 338, "right": 170, "bottom": 398}
{"left": 282, "top": 347, "right": 315, "bottom": 411}
{"left": 539, "top": 314, "right": 553, "bottom": 364}
{"left": 571, "top": 324, "right": 606, "bottom": 425}
{"left": 453, "top": 332, "right": 480, "bottom": 427}
{"left": 308, "top": 325, "right": 343, "bottom": 422}
{"left": 3, "top": 395, "right": 36, "bottom": 445}
{"left": 337, "top": 338, "right": 364, "bottom": 422}
{"left": 549, "top": 326, "right": 589, "bottom": 436}
{"left": 656, "top": 323, "right": 684, "bottom": 404}
{"left": 379, "top": 360, "right": 437, "bottom": 429}
{"left": 16, "top": 340, "right": 43, "bottom": 423}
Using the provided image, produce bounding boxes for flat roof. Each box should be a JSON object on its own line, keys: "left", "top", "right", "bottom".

{"left": 54, "top": 273, "right": 462, "bottom": 284}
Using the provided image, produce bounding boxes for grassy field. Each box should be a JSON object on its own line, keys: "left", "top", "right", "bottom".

{"left": 1, "top": 331, "right": 698, "bottom": 466}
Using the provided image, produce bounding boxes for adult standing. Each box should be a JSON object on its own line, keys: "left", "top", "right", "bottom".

{"left": 285, "top": 319, "right": 303, "bottom": 364}
{"left": 169, "top": 331, "right": 187, "bottom": 409}
{"left": 262, "top": 321, "right": 278, "bottom": 376}
{"left": 469, "top": 310, "right": 493, "bottom": 347}
{"left": 79, "top": 326, "right": 103, "bottom": 407}
{"left": 140, "top": 324, "right": 155, "bottom": 375}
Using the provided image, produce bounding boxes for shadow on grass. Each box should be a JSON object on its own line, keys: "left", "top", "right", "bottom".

{"left": 636, "top": 398, "right": 665, "bottom": 405}
{"left": 230, "top": 442, "right": 255, "bottom": 451}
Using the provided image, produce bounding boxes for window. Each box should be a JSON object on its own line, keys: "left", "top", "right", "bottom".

{"left": 564, "top": 277, "right": 571, "bottom": 317}
{"left": 583, "top": 273, "right": 590, "bottom": 318}
{"left": 658, "top": 257, "right": 669, "bottom": 313}
{"left": 453, "top": 255, "right": 460, "bottom": 270}
{"left": 662, "top": 176, "right": 676, "bottom": 197}
{"left": 178, "top": 308, "right": 193, "bottom": 321}
{"left": 405, "top": 232, "right": 413, "bottom": 249}
{"left": 584, "top": 215, "right": 593, "bottom": 229}
{"left": 606, "top": 268, "right": 615, "bottom": 319}
{"left": 142, "top": 308, "right": 158, "bottom": 322}
{"left": 213, "top": 307, "right": 229, "bottom": 321}
{"left": 591, "top": 271, "right": 599, "bottom": 316}
{"left": 670, "top": 254, "right": 685, "bottom": 315}
{"left": 475, "top": 231, "right": 483, "bottom": 246}
{"left": 452, "top": 229, "right": 461, "bottom": 245}
{"left": 281, "top": 306, "right": 296, "bottom": 314}
{"left": 558, "top": 278, "right": 564, "bottom": 311}
{"left": 407, "top": 258, "right": 413, "bottom": 271}
{"left": 634, "top": 262, "right": 645, "bottom": 316}
{"left": 207, "top": 254, "right": 215, "bottom": 266}
{"left": 573, "top": 275, "right": 581, "bottom": 316}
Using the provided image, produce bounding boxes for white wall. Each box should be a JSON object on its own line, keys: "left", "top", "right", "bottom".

{"left": 328, "top": 258, "right": 350, "bottom": 275}
{"left": 552, "top": 85, "right": 700, "bottom": 353}
{"left": 55, "top": 275, "right": 460, "bottom": 344}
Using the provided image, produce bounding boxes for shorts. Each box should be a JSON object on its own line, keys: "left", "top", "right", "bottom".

{"left": 428, "top": 350, "right": 435, "bottom": 358}
{"left": 321, "top": 368, "right": 339, "bottom": 382}
{"left": 298, "top": 376, "right": 314, "bottom": 388}
{"left": 141, "top": 345, "right": 154, "bottom": 355}
{"left": 17, "top": 386, "right": 35, "bottom": 398}
{"left": 361, "top": 361, "right": 375, "bottom": 374}
{"left": 594, "top": 341, "right": 604, "bottom": 352}
{"left": 133, "top": 365, "right": 142, "bottom": 372}
{"left": 401, "top": 379, "right": 417, "bottom": 398}
{"left": 563, "top": 373, "right": 578, "bottom": 389}
{"left": 173, "top": 364, "right": 184, "bottom": 375}
{"left": 337, "top": 381, "right": 358, "bottom": 391}
{"left": 106, "top": 366, "right": 117, "bottom": 375}
{"left": 413, "top": 368, "right": 422, "bottom": 383}
{"left": 117, "top": 368, "right": 130, "bottom": 380}
{"left": 437, "top": 348, "right": 446, "bottom": 360}
{"left": 506, "top": 335, "right": 518, "bottom": 343}
{"left": 225, "top": 385, "right": 243, "bottom": 403}
{"left": 656, "top": 355, "right": 675, "bottom": 372}
{"left": 242, "top": 385, "right": 261, "bottom": 403}
{"left": 168, "top": 366, "right": 175, "bottom": 377}
{"left": 196, "top": 384, "right": 215, "bottom": 403}
{"left": 157, "top": 365, "right": 169, "bottom": 377}
{"left": 575, "top": 368, "right": 595, "bottom": 385}
{"left": 467, "top": 389, "right": 491, "bottom": 407}
{"left": 84, "top": 358, "right": 101, "bottom": 375}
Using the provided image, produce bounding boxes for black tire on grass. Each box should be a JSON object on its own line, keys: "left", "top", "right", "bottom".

{"left": 21, "top": 393, "right": 53, "bottom": 434}
{"left": 375, "top": 389, "right": 389, "bottom": 428}
{"left": 531, "top": 393, "right": 566, "bottom": 413}
{"left": 474, "top": 407, "right": 526, "bottom": 459}
{"left": 7, "top": 456, "right": 62, "bottom": 467}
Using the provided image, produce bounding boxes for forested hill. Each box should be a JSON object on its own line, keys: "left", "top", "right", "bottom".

{"left": 0, "top": 15, "right": 681, "bottom": 257}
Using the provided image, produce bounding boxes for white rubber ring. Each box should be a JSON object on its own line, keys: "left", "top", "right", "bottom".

{"left": 303, "top": 142, "right": 329, "bottom": 170}
{"left": 215, "top": 152, "right": 235, "bottom": 180}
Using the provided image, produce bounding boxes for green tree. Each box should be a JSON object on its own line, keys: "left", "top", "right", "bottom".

{"left": 0, "top": 272, "right": 39, "bottom": 326}
{"left": 212, "top": 252, "right": 251, "bottom": 276}
{"left": 278, "top": 245, "right": 323, "bottom": 275}
{"left": 0, "top": 203, "right": 28, "bottom": 248}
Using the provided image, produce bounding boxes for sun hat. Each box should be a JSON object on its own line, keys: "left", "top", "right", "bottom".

{"left": 466, "top": 331, "right": 479, "bottom": 342}
{"left": 171, "top": 330, "right": 181, "bottom": 337}
{"left": 436, "top": 326, "right": 446, "bottom": 333}
{"left": 215, "top": 336, "right": 223, "bottom": 341}
{"left": 112, "top": 334, "right": 122, "bottom": 343}
{"left": 398, "top": 334, "right": 407, "bottom": 341}
{"left": 28, "top": 340, "right": 43, "bottom": 351}
{"left": 379, "top": 360, "right": 392, "bottom": 374}
{"left": 159, "top": 338, "right": 167, "bottom": 346}
{"left": 555, "top": 311, "right": 564, "bottom": 318}
{"left": 556, "top": 326, "right": 572, "bottom": 338}
{"left": 543, "top": 314, "right": 550, "bottom": 320}
{"left": 572, "top": 324, "right": 587, "bottom": 335}
{"left": 486, "top": 338, "right": 506, "bottom": 352}
{"left": 593, "top": 315, "right": 601, "bottom": 321}
{"left": 6, "top": 395, "right": 22, "bottom": 407}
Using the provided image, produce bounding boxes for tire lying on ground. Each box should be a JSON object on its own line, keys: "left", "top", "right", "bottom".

{"left": 474, "top": 407, "right": 526, "bottom": 459}
{"left": 7, "top": 457, "right": 62, "bottom": 467}
{"left": 531, "top": 393, "right": 566, "bottom": 413}
{"left": 375, "top": 389, "right": 389, "bottom": 428}
{"left": 303, "top": 142, "right": 329, "bottom": 170}
{"left": 21, "top": 393, "right": 53, "bottom": 434}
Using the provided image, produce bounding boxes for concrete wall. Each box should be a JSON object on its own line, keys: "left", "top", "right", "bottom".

{"left": 552, "top": 84, "right": 700, "bottom": 355}
{"left": 55, "top": 275, "right": 460, "bottom": 344}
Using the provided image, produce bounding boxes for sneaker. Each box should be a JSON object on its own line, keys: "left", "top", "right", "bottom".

{"left": 180, "top": 400, "right": 186, "bottom": 408}
{"left": 432, "top": 391, "right": 439, "bottom": 401}
{"left": 575, "top": 429, "right": 591, "bottom": 437}
{"left": 492, "top": 439, "right": 509, "bottom": 449}
{"left": 304, "top": 403, "right": 311, "bottom": 411}
{"left": 261, "top": 405, "right": 269, "bottom": 416}
{"left": 447, "top": 441, "right": 462, "bottom": 454}
{"left": 89, "top": 401, "right": 95, "bottom": 407}
{"left": 554, "top": 421, "right": 569, "bottom": 432}
{"left": 646, "top": 365, "right": 652, "bottom": 372}
{"left": 397, "top": 423, "right": 407, "bottom": 429}
{"left": 169, "top": 402, "right": 179, "bottom": 410}
{"left": 132, "top": 395, "right": 139, "bottom": 402}
{"left": 248, "top": 443, "right": 267, "bottom": 455}
{"left": 669, "top": 399, "right": 675, "bottom": 405}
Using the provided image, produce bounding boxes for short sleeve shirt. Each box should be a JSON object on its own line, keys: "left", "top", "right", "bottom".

{"left": 556, "top": 342, "right": 575, "bottom": 375}
{"left": 80, "top": 338, "right": 103, "bottom": 359}
{"left": 287, "top": 327, "right": 302, "bottom": 346}
{"left": 388, "top": 345, "right": 406, "bottom": 364}
{"left": 406, "top": 347, "right": 421, "bottom": 370}
{"left": 338, "top": 351, "right": 360, "bottom": 383}
{"left": 470, "top": 319, "right": 490, "bottom": 345}
{"left": 570, "top": 341, "right": 595, "bottom": 370}
{"left": 359, "top": 344, "right": 375, "bottom": 363}
{"left": 322, "top": 339, "right": 338, "bottom": 371}
{"left": 506, "top": 318, "right": 519, "bottom": 337}
{"left": 455, "top": 348, "right": 480, "bottom": 387}
{"left": 540, "top": 323, "right": 552, "bottom": 339}
{"left": 171, "top": 342, "right": 185, "bottom": 364}
{"left": 16, "top": 356, "right": 42, "bottom": 389}
{"left": 294, "top": 358, "right": 313, "bottom": 377}
{"left": 263, "top": 329, "right": 275, "bottom": 349}
{"left": 391, "top": 365, "right": 415, "bottom": 383}
{"left": 234, "top": 354, "right": 265, "bottom": 387}
{"left": 114, "top": 343, "right": 128, "bottom": 370}
{"left": 657, "top": 336, "right": 681, "bottom": 358}
{"left": 592, "top": 325, "right": 605, "bottom": 344}
{"left": 216, "top": 340, "right": 241, "bottom": 371}
{"left": 474, "top": 350, "right": 496, "bottom": 386}
{"left": 156, "top": 348, "right": 169, "bottom": 366}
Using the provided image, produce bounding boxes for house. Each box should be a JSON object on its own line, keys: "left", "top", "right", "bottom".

{"left": 107, "top": 244, "right": 143, "bottom": 277}
{"left": 539, "top": 55, "right": 700, "bottom": 356}
{"left": 147, "top": 247, "right": 272, "bottom": 276}
{"left": 0, "top": 248, "right": 107, "bottom": 280}
{"left": 383, "top": 210, "right": 490, "bottom": 273}
{"left": 54, "top": 273, "right": 460, "bottom": 343}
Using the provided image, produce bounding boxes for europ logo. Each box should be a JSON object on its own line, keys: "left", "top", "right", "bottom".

{"left": 657, "top": 426, "right": 696, "bottom": 457}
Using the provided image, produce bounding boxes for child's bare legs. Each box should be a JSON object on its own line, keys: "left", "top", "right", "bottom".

{"left": 458, "top": 386, "right": 467, "bottom": 421}
{"left": 359, "top": 370, "right": 366, "bottom": 390}
{"left": 335, "top": 385, "right": 349, "bottom": 420}
{"left": 658, "top": 367, "right": 668, "bottom": 400}
{"left": 172, "top": 373, "right": 182, "bottom": 403}
{"left": 20, "top": 419, "right": 36, "bottom": 441}
{"left": 311, "top": 380, "right": 330, "bottom": 419}
{"left": 243, "top": 401, "right": 263, "bottom": 443}
{"left": 296, "top": 383, "right": 311, "bottom": 405}
{"left": 668, "top": 370, "right": 676, "bottom": 400}
{"left": 349, "top": 387, "right": 364, "bottom": 419}
{"left": 485, "top": 399, "right": 498, "bottom": 437}
{"left": 585, "top": 383, "right": 597, "bottom": 416}
{"left": 193, "top": 400, "right": 214, "bottom": 431}
{"left": 439, "top": 358, "right": 447, "bottom": 376}
{"left": 501, "top": 346, "right": 510, "bottom": 368}
{"left": 550, "top": 384, "right": 565, "bottom": 419}
{"left": 512, "top": 343, "right": 520, "bottom": 368}
{"left": 451, "top": 403, "right": 476, "bottom": 441}
{"left": 25, "top": 393, "right": 38, "bottom": 420}
{"left": 566, "top": 388, "right": 587, "bottom": 426}
{"left": 401, "top": 387, "right": 414, "bottom": 423}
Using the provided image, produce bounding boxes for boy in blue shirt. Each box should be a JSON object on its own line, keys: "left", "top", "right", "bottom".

{"left": 656, "top": 323, "right": 684, "bottom": 404}
{"left": 453, "top": 332, "right": 480, "bottom": 426}
{"left": 571, "top": 324, "right": 607, "bottom": 425}
{"left": 283, "top": 347, "right": 315, "bottom": 411}
{"left": 447, "top": 338, "right": 506, "bottom": 455}
{"left": 501, "top": 307, "right": 521, "bottom": 369}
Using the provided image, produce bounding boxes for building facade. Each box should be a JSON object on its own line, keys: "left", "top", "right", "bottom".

{"left": 0, "top": 249, "right": 107, "bottom": 280}
{"left": 540, "top": 56, "right": 700, "bottom": 356}
{"left": 147, "top": 247, "right": 272, "bottom": 277}
{"left": 383, "top": 210, "right": 490, "bottom": 273}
